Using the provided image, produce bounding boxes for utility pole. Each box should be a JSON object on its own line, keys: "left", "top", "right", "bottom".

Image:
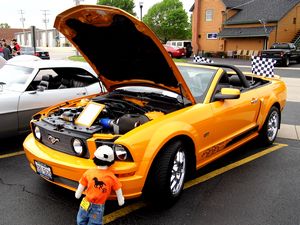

{"left": 74, "top": 0, "right": 83, "bottom": 5}
{"left": 74, "top": 0, "right": 84, "bottom": 55}
{"left": 19, "top": 10, "right": 26, "bottom": 45}
{"left": 41, "top": 10, "right": 49, "bottom": 47}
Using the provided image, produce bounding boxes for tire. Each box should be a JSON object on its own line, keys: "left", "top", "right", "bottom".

{"left": 259, "top": 106, "right": 280, "bottom": 146}
{"left": 146, "top": 140, "right": 187, "bottom": 206}
{"left": 284, "top": 57, "right": 290, "bottom": 67}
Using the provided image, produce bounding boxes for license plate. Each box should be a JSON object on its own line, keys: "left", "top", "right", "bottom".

{"left": 41, "top": 53, "right": 45, "bottom": 56}
{"left": 34, "top": 161, "right": 53, "bottom": 181}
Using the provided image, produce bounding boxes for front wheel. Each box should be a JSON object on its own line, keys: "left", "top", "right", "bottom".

{"left": 259, "top": 106, "right": 280, "bottom": 145}
{"left": 146, "top": 140, "right": 187, "bottom": 206}
{"left": 284, "top": 57, "right": 290, "bottom": 67}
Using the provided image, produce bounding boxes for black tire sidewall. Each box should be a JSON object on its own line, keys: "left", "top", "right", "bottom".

{"left": 147, "top": 140, "right": 187, "bottom": 205}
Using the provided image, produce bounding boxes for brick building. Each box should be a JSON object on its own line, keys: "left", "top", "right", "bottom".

{"left": 191, "top": 0, "right": 300, "bottom": 55}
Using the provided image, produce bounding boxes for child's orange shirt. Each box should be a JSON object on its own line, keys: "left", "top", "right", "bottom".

{"left": 79, "top": 168, "right": 122, "bottom": 204}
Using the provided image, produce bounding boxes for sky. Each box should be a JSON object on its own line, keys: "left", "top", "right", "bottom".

{"left": 0, "top": 0, "right": 194, "bottom": 29}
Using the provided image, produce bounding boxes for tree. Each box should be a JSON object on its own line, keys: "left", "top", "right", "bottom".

{"left": 143, "top": 0, "right": 190, "bottom": 43}
{"left": 97, "top": 0, "right": 135, "bottom": 15}
{"left": 0, "top": 23, "right": 10, "bottom": 28}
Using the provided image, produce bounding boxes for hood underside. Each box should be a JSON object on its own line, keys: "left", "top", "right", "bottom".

{"left": 54, "top": 5, "right": 194, "bottom": 103}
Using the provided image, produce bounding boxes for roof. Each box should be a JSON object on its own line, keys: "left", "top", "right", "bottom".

{"left": 6, "top": 59, "right": 97, "bottom": 76}
{"left": 223, "top": 0, "right": 300, "bottom": 25}
{"left": 218, "top": 26, "right": 275, "bottom": 38}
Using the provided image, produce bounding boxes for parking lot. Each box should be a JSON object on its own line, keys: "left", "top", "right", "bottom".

{"left": 0, "top": 55, "right": 299, "bottom": 225}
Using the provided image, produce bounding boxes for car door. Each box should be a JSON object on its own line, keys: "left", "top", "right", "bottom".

{"left": 208, "top": 73, "right": 261, "bottom": 147}
{"left": 17, "top": 68, "right": 88, "bottom": 132}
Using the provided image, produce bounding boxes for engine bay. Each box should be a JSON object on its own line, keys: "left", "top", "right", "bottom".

{"left": 38, "top": 89, "right": 187, "bottom": 135}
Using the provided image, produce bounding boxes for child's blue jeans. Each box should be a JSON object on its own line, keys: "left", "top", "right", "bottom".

{"left": 77, "top": 202, "right": 105, "bottom": 225}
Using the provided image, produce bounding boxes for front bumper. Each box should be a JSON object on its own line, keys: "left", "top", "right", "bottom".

{"left": 23, "top": 133, "right": 145, "bottom": 199}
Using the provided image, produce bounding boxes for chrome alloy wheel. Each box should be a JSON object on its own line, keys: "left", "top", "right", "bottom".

{"left": 267, "top": 110, "right": 279, "bottom": 142}
{"left": 170, "top": 150, "right": 186, "bottom": 195}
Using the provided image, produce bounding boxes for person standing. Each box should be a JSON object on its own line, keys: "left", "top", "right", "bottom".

{"left": 1, "top": 39, "right": 12, "bottom": 55}
{"left": 75, "top": 145, "right": 125, "bottom": 225}
{"left": 2, "top": 43, "right": 12, "bottom": 60}
{"left": 0, "top": 43, "right": 4, "bottom": 58}
{"left": 11, "top": 38, "right": 21, "bottom": 56}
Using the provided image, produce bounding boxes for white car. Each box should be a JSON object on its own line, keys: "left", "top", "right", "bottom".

{"left": 0, "top": 59, "right": 103, "bottom": 138}
{"left": 0, "top": 56, "right": 6, "bottom": 69}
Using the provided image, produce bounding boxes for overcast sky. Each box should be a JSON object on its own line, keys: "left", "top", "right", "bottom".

{"left": 0, "top": 0, "right": 194, "bottom": 29}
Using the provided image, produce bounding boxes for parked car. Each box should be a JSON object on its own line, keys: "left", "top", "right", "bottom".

{"left": 0, "top": 56, "right": 6, "bottom": 68}
{"left": 259, "top": 42, "right": 300, "bottom": 66}
{"left": 0, "top": 59, "right": 103, "bottom": 138}
{"left": 20, "top": 46, "right": 50, "bottom": 60}
{"left": 23, "top": 5, "right": 286, "bottom": 205}
{"left": 163, "top": 45, "right": 186, "bottom": 58}
{"left": 166, "top": 40, "right": 193, "bottom": 58}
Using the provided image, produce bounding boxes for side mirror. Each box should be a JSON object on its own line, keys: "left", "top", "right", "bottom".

{"left": 215, "top": 88, "right": 240, "bottom": 100}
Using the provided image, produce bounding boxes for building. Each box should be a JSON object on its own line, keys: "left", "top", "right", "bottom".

{"left": 14, "top": 28, "right": 70, "bottom": 47}
{"left": 191, "top": 0, "right": 300, "bottom": 55}
{"left": 0, "top": 28, "right": 28, "bottom": 43}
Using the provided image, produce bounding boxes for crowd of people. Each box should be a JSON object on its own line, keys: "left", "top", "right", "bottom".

{"left": 0, "top": 38, "right": 21, "bottom": 60}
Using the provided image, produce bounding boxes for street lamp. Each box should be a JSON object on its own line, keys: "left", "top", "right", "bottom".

{"left": 139, "top": 1, "right": 144, "bottom": 21}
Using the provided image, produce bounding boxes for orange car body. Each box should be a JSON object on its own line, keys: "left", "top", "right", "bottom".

{"left": 23, "top": 5, "right": 287, "bottom": 201}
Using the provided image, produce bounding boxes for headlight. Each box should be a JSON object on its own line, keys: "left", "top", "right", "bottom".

{"left": 34, "top": 126, "right": 41, "bottom": 140}
{"left": 72, "top": 138, "right": 86, "bottom": 157}
{"left": 114, "top": 144, "right": 128, "bottom": 161}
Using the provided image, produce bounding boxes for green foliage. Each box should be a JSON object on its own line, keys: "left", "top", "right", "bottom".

{"left": 97, "top": 0, "right": 135, "bottom": 15}
{"left": 143, "top": 0, "right": 190, "bottom": 43}
{"left": 0, "top": 23, "right": 10, "bottom": 28}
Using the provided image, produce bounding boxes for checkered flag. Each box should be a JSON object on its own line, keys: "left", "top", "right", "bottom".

{"left": 251, "top": 56, "right": 276, "bottom": 77}
{"left": 193, "top": 55, "right": 214, "bottom": 64}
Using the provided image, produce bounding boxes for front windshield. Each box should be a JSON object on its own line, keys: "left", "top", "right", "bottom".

{"left": 0, "top": 64, "right": 33, "bottom": 92}
{"left": 178, "top": 65, "right": 217, "bottom": 102}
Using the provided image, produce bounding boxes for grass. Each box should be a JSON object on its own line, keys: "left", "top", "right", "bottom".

{"left": 68, "top": 55, "right": 86, "bottom": 62}
{"left": 68, "top": 55, "right": 188, "bottom": 63}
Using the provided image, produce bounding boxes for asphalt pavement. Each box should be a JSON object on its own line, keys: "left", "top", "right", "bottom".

{"left": 0, "top": 52, "right": 300, "bottom": 225}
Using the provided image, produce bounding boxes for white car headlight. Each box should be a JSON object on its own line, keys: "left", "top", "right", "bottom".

{"left": 34, "top": 126, "right": 41, "bottom": 140}
{"left": 72, "top": 138, "right": 85, "bottom": 156}
{"left": 114, "top": 144, "right": 128, "bottom": 161}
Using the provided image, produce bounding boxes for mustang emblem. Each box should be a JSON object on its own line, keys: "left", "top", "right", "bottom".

{"left": 48, "top": 135, "right": 60, "bottom": 144}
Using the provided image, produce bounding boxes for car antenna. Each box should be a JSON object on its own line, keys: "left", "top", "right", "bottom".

{"left": 178, "top": 83, "right": 185, "bottom": 106}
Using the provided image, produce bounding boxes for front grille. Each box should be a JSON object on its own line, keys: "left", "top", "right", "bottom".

{"left": 34, "top": 121, "right": 91, "bottom": 158}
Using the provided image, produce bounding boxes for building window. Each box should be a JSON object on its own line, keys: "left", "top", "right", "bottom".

{"left": 205, "top": 9, "right": 213, "bottom": 21}
{"left": 207, "top": 33, "right": 218, "bottom": 39}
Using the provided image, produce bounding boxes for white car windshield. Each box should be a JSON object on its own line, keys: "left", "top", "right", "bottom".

{"left": 0, "top": 64, "right": 33, "bottom": 92}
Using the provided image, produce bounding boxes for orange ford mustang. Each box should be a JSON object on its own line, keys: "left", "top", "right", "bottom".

{"left": 23, "top": 5, "right": 287, "bottom": 205}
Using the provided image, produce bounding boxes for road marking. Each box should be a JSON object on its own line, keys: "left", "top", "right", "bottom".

{"left": 0, "top": 151, "right": 25, "bottom": 159}
{"left": 184, "top": 143, "right": 287, "bottom": 189}
{"left": 103, "top": 143, "right": 287, "bottom": 224}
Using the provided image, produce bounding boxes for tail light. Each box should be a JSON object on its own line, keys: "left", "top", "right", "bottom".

{"left": 34, "top": 52, "right": 39, "bottom": 56}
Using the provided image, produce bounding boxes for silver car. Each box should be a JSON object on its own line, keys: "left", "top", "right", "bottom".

{"left": 0, "top": 59, "right": 103, "bottom": 138}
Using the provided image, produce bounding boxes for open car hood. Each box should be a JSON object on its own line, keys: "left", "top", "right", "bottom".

{"left": 54, "top": 5, "right": 195, "bottom": 103}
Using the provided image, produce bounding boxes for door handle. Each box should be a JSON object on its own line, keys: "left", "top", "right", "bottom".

{"left": 251, "top": 98, "right": 258, "bottom": 104}
{"left": 76, "top": 92, "right": 86, "bottom": 96}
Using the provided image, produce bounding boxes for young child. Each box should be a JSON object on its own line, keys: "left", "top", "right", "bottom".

{"left": 75, "top": 145, "right": 125, "bottom": 225}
